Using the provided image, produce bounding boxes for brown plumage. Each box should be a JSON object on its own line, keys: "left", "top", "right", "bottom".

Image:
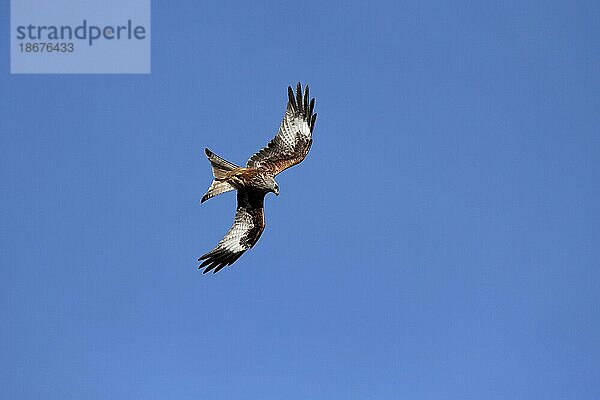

{"left": 198, "top": 83, "right": 317, "bottom": 273}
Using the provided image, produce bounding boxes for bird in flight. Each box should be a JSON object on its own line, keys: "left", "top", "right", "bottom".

{"left": 198, "top": 83, "right": 317, "bottom": 273}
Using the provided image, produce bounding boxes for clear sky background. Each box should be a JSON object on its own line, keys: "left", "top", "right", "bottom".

{"left": 1, "top": 1, "right": 599, "bottom": 399}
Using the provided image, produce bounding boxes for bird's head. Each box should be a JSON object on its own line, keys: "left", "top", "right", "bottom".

{"left": 258, "top": 175, "right": 279, "bottom": 196}
{"left": 266, "top": 176, "right": 279, "bottom": 196}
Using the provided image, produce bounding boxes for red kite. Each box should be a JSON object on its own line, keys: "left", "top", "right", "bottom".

{"left": 198, "top": 83, "right": 317, "bottom": 273}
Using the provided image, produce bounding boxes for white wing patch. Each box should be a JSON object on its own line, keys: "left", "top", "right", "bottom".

{"left": 220, "top": 210, "right": 254, "bottom": 253}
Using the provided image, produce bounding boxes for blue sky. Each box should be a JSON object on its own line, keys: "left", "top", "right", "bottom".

{"left": 1, "top": 1, "right": 600, "bottom": 399}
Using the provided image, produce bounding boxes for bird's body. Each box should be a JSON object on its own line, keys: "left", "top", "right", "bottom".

{"left": 221, "top": 167, "right": 275, "bottom": 193}
{"left": 198, "top": 83, "right": 317, "bottom": 273}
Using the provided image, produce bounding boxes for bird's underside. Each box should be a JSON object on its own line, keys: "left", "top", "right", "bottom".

{"left": 198, "top": 83, "right": 317, "bottom": 273}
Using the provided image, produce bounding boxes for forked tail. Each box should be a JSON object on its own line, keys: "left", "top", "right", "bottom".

{"left": 201, "top": 148, "right": 238, "bottom": 203}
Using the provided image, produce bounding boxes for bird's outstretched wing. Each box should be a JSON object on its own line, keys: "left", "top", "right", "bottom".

{"left": 247, "top": 82, "right": 317, "bottom": 175}
{"left": 198, "top": 189, "right": 266, "bottom": 273}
